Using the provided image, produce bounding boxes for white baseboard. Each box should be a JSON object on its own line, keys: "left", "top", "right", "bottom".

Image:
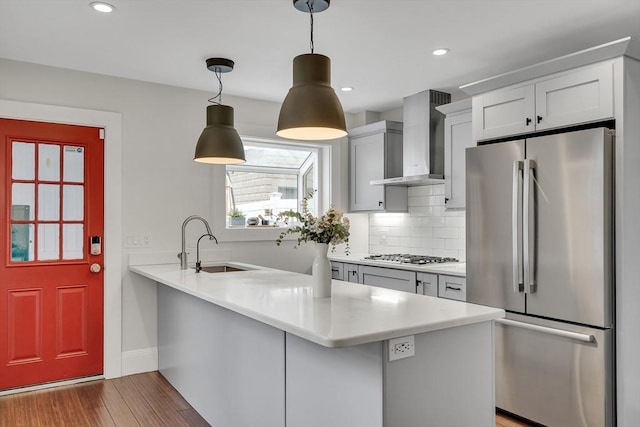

{"left": 121, "top": 347, "right": 158, "bottom": 376}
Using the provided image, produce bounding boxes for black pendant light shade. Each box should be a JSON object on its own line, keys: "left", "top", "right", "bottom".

{"left": 194, "top": 104, "right": 246, "bottom": 164}
{"left": 277, "top": 54, "right": 347, "bottom": 141}
{"left": 293, "top": 0, "right": 329, "bottom": 12}
{"left": 194, "top": 58, "right": 246, "bottom": 164}
{"left": 277, "top": 0, "right": 347, "bottom": 141}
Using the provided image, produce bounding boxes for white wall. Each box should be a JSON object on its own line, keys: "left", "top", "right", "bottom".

{"left": 369, "top": 185, "right": 465, "bottom": 260}
{"left": 0, "top": 59, "right": 367, "bottom": 362}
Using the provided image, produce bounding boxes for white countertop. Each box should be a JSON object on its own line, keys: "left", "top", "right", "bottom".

{"left": 329, "top": 253, "right": 467, "bottom": 277}
{"left": 131, "top": 262, "right": 502, "bottom": 348}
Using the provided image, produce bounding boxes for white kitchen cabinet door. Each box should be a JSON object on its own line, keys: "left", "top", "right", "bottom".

{"left": 438, "top": 275, "right": 466, "bottom": 302}
{"left": 535, "top": 61, "right": 614, "bottom": 130}
{"left": 444, "top": 111, "right": 473, "bottom": 210}
{"left": 473, "top": 61, "right": 615, "bottom": 142}
{"left": 473, "top": 85, "right": 535, "bottom": 141}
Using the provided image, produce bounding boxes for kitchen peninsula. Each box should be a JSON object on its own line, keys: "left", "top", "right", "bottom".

{"left": 131, "top": 262, "right": 504, "bottom": 427}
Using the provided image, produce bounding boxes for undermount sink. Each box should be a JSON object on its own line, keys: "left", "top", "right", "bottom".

{"left": 194, "top": 264, "right": 248, "bottom": 273}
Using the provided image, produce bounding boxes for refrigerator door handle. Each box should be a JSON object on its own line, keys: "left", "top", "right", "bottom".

{"left": 495, "top": 318, "right": 595, "bottom": 343}
{"left": 523, "top": 159, "right": 536, "bottom": 294}
{"left": 512, "top": 161, "right": 524, "bottom": 293}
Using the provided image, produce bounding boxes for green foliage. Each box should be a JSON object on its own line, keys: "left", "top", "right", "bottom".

{"left": 275, "top": 190, "right": 350, "bottom": 254}
{"left": 227, "top": 208, "right": 244, "bottom": 217}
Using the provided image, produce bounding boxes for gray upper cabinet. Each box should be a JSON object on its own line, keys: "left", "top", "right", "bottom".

{"left": 349, "top": 121, "right": 408, "bottom": 212}
{"left": 473, "top": 61, "right": 614, "bottom": 142}
{"left": 437, "top": 99, "right": 473, "bottom": 210}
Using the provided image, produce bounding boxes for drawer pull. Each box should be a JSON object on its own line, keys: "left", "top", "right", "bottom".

{"left": 445, "top": 285, "right": 462, "bottom": 292}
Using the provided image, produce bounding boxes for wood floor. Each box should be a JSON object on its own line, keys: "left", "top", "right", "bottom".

{"left": 0, "top": 371, "right": 534, "bottom": 427}
{"left": 0, "top": 372, "right": 208, "bottom": 427}
{"left": 496, "top": 411, "right": 536, "bottom": 427}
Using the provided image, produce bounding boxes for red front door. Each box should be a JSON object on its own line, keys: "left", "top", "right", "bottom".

{"left": 0, "top": 118, "right": 104, "bottom": 390}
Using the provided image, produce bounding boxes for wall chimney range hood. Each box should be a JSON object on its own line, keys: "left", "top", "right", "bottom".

{"left": 371, "top": 90, "right": 450, "bottom": 186}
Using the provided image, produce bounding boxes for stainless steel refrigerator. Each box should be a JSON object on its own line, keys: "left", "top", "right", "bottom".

{"left": 466, "top": 127, "right": 614, "bottom": 427}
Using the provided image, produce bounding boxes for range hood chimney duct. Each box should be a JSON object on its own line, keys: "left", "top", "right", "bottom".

{"left": 371, "top": 89, "right": 450, "bottom": 186}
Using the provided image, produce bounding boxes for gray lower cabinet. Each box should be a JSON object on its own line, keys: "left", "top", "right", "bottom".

{"left": 438, "top": 275, "right": 467, "bottom": 301}
{"left": 349, "top": 121, "right": 407, "bottom": 212}
{"left": 416, "top": 272, "right": 438, "bottom": 297}
{"left": 332, "top": 262, "right": 361, "bottom": 283}
{"left": 345, "top": 263, "right": 361, "bottom": 283}
{"left": 360, "top": 265, "right": 417, "bottom": 293}
{"left": 330, "top": 261, "right": 344, "bottom": 281}
{"left": 331, "top": 261, "right": 465, "bottom": 301}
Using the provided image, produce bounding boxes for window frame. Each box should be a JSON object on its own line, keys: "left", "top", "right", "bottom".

{"left": 210, "top": 136, "right": 329, "bottom": 243}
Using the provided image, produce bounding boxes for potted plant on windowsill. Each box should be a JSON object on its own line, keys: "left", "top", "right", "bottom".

{"left": 227, "top": 208, "right": 246, "bottom": 226}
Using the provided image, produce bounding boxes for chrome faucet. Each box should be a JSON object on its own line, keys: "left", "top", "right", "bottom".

{"left": 195, "top": 233, "right": 219, "bottom": 273}
{"left": 178, "top": 215, "right": 214, "bottom": 269}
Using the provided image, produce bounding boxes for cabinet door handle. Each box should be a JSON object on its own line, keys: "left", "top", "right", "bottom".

{"left": 537, "top": 115, "right": 543, "bottom": 124}
{"left": 444, "top": 197, "right": 449, "bottom": 204}
{"left": 525, "top": 117, "right": 532, "bottom": 126}
{"left": 378, "top": 201, "right": 383, "bottom": 207}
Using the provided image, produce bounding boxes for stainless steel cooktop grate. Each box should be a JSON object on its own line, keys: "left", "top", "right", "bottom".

{"left": 363, "top": 254, "right": 458, "bottom": 264}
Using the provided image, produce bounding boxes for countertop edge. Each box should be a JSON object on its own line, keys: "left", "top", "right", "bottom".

{"left": 131, "top": 264, "right": 503, "bottom": 348}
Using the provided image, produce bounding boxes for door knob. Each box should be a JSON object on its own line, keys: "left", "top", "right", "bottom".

{"left": 90, "top": 263, "right": 102, "bottom": 273}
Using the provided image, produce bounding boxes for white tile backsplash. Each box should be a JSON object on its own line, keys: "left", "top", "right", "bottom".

{"left": 369, "top": 184, "right": 466, "bottom": 261}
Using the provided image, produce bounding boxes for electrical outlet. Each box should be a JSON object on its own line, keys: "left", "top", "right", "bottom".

{"left": 388, "top": 335, "right": 415, "bottom": 361}
{"left": 380, "top": 228, "right": 388, "bottom": 244}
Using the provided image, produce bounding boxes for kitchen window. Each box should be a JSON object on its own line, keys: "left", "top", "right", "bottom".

{"left": 225, "top": 140, "right": 319, "bottom": 227}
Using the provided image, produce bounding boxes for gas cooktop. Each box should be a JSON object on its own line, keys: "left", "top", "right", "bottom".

{"left": 363, "top": 254, "right": 458, "bottom": 265}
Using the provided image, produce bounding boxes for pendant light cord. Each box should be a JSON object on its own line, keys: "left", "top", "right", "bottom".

{"left": 208, "top": 69, "right": 223, "bottom": 105}
{"left": 307, "top": 0, "right": 314, "bottom": 53}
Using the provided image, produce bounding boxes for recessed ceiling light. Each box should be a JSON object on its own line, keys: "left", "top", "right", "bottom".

{"left": 341, "top": 86, "right": 354, "bottom": 92}
{"left": 432, "top": 48, "right": 450, "bottom": 56}
{"left": 90, "top": 2, "right": 115, "bottom": 13}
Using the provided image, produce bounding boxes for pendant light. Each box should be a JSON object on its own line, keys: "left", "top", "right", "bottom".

{"left": 194, "top": 58, "right": 246, "bottom": 164}
{"left": 277, "top": 0, "right": 347, "bottom": 141}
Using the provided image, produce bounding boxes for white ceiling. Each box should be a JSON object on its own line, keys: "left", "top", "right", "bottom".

{"left": 0, "top": 0, "right": 639, "bottom": 113}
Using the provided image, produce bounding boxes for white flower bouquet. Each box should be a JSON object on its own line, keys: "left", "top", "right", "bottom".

{"left": 275, "top": 191, "right": 350, "bottom": 254}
